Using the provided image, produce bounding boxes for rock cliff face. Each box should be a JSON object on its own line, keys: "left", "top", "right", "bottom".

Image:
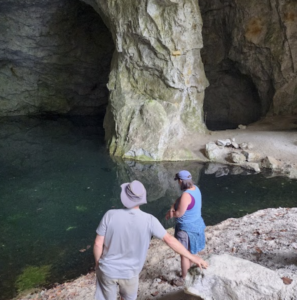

{"left": 84, "top": 0, "right": 209, "bottom": 161}
{"left": 200, "top": 0, "right": 297, "bottom": 129}
{"left": 0, "top": 0, "right": 114, "bottom": 116}
{"left": 1, "top": 0, "right": 296, "bottom": 161}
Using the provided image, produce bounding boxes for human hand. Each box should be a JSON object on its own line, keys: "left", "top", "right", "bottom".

{"left": 192, "top": 256, "right": 208, "bottom": 270}
{"left": 165, "top": 210, "right": 171, "bottom": 220}
{"left": 165, "top": 209, "right": 174, "bottom": 220}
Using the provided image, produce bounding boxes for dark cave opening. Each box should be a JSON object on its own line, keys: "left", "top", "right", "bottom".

{"left": 203, "top": 64, "right": 262, "bottom": 131}
{"left": 0, "top": 0, "right": 115, "bottom": 121}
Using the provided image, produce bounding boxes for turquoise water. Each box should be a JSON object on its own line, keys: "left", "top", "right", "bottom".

{"left": 0, "top": 116, "right": 296, "bottom": 299}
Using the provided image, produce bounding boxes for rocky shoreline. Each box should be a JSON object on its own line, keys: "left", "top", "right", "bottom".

{"left": 16, "top": 207, "right": 297, "bottom": 300}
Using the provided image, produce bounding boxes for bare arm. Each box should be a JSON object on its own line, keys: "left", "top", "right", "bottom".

{"left": 163, "top": 233, "right": 208, "bottom": 269}
{"left": 93, "top": 234, "right": 105, "bottom": 269}
{"left": 165, "top": 193, "right": 191, "bottom": 220}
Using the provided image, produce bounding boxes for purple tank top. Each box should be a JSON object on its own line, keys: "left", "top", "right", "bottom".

{"left": 187, "top": 195, "right": 195, "bottom": 210}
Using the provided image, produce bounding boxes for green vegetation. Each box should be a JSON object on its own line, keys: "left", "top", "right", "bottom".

{"left": 15, "top": 265, "right": 51, "bottom": 292}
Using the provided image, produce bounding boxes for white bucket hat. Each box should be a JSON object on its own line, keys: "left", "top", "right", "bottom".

{"left": 120, "top": 180, "right": 147, "bottom": 208}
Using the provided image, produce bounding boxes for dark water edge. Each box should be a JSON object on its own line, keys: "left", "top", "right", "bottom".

{"left": 0, "top": 116, "right": 296, "bottom": 300}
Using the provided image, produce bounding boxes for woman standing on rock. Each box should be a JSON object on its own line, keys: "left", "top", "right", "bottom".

{"left": 165, "top": 170, "right": 206, "bottom": 284}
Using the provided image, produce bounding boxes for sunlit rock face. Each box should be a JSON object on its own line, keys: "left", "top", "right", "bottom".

{"left": 200, "top": 0, "right": 297, "bottom": 129}
{"left": 83, "top": 0, "right": 209, "bottom": 161}
{"left": 0, "top": 0, "right": 114, "bottom": 116}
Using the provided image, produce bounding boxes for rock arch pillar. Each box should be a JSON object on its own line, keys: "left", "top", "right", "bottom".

{"left": 83, "top": 0, "right": 209, "bottom": 160}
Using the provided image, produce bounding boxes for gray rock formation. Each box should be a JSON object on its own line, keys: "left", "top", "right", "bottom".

{"left": 84, "top": 0, "right": 209, "bottom": 161}
{"left": 229, "top": 152, "right": 246, "bottom": 164}
{"left": 0, "top": 0, "right": 114, "bottom": 116}
{"left": 200, "top": 0, "right": 297, "bottom": 129}
{"left": 184, "top": 254, "right": 285, "bottom": 300}
{"left": 261, "top": 156, "right": 282, "bottom": 170}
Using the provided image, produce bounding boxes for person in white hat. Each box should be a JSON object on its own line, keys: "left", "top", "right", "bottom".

{"left": 94, "top": 180, "right": 208, "bottom": 300}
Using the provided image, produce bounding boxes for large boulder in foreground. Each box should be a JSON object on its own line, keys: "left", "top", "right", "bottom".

{"left": 84, "top": 0, "right": 209, "bottom": 161}
{"left": 185, "top": 254, "right": 284, "bottom": 300}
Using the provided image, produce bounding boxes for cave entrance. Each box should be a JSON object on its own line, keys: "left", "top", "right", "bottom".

{"left": 203, "top": 67, "right": 263, "bottom": 131}
{"left": 0, "top": 0, "right": 114, "bottom": 124}
{"left": 52, "top": 0, "right": 114, "bottom": 121}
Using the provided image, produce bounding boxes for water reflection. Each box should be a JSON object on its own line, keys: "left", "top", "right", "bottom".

{"left": 113, "top": 158, "right": 204, "bottom": 202}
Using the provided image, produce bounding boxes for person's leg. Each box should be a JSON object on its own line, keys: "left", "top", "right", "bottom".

{"left": 180, "top": 255, "right": 191, "bottom": 278}
{"left": 175, "top": 230, "right": 191, "bottom": 276}
{"left": 95, "top": 268, "right": 118, "bottom": 300}
{"left": 118, "top": 276, "right": 139, "bottom": 300}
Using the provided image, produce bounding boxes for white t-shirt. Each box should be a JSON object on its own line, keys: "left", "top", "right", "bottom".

{"left": 96, "top": 208, "right": 167, "bottom": 279}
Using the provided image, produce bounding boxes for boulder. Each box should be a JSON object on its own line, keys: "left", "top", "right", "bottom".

{"left": 231, "top": 141, "right": 239, "bottom": 149}
{"left": 216, "top": 139, "right": 232, "bottom": 147}
{"left": 184, "top": 254, "right": 285, "bottom": 300}
{"left": 283, "top": 165, "right": 297, "bottom": 179}
{"left": 240, "top": 162, "right": 260, "bottom": 173}
{"left": 205, "top": 142, "right": 225, "bottom": 161}
{"left": 242, "top": 151, "right": 262, "bottom": 162}
{"left": 261, "top": 156, "right": 281, "bottom": 170}
{"left": 229, "top": 152, "right": 246, "bottom": 164}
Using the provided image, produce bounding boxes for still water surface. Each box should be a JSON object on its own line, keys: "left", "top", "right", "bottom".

{"left": 0, "top": 116, "right": 296, "bottom": 299}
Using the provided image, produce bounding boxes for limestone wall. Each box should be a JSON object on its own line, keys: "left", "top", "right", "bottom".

{"left": 0, "top": 0, "right": 114, "bottom": 116}
{"left": 200, "top": 0, "right": 297, "bottom": 128}
{"left": 84, "top": 0, "right": 209, "bottom": 160}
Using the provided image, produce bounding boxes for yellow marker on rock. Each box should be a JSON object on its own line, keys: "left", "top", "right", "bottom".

{"left": 172, "top": 50, "right": 181, "bottom": 56}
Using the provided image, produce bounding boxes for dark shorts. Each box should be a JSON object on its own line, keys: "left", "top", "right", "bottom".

{"left": 175, "top": 230, "right": 190, "bottom": 251}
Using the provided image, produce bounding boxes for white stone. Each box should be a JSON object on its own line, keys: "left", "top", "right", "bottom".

{"left": 184, "top": 254, "right": 284, "bottom": 300}
{"left": 216, "top": 139, "right": 232, "bottom": 146}
{"left": 231, "top": 141, "right": 239, "bottom": 149}
{"left": 238, "top": 124, "right": 247, "bottom": 129}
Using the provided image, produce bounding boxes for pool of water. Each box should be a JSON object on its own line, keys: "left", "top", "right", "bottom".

{"left": 0, "top": 116, "right": 296, "bottom": 299}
